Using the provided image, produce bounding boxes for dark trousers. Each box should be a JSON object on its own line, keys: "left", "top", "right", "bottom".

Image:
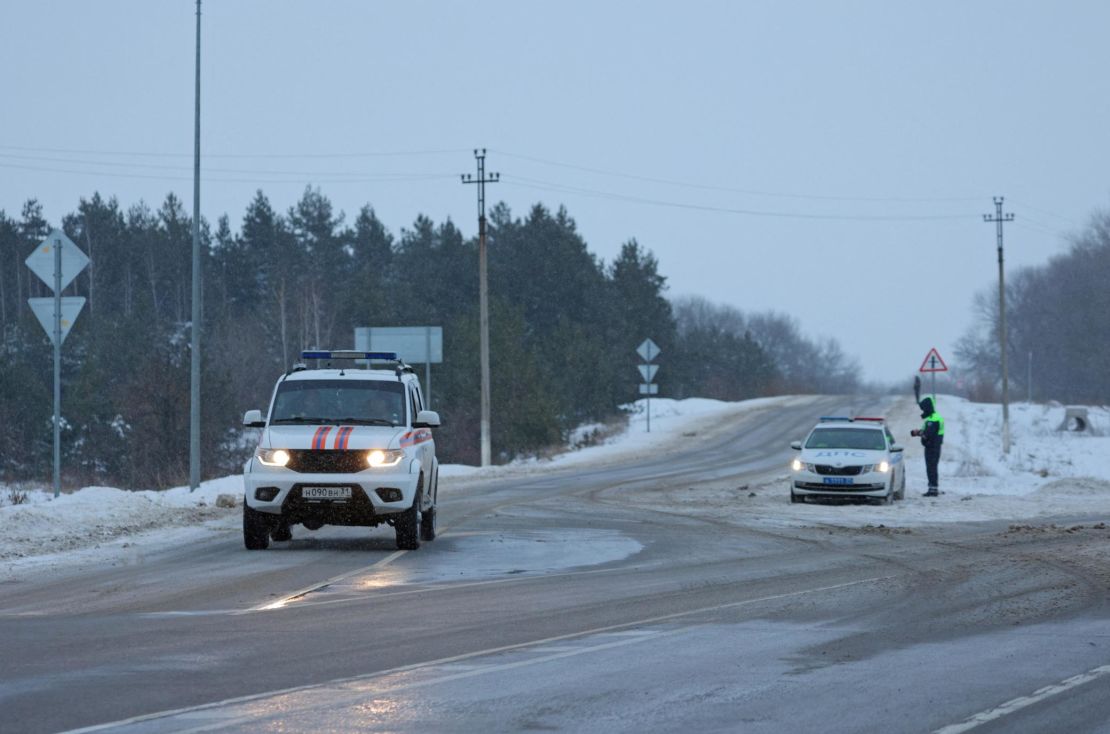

{"left": 924, "top": 443, "right": 942, "bottom": 489}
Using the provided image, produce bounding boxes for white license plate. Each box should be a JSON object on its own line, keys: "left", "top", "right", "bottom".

{"left": 302, "top": 486, "right": 352, "bottom": 500}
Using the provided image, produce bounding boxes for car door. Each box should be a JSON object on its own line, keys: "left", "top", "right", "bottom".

{"left": 409, "top": 383, "right": 436, "bottom": 509}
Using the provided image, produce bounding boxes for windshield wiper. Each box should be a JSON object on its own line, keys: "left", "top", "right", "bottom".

{"left": 333, "top": 418, "right": 397, "bottom": 426}
{"left": 270, "top": 417, "right": 333, "bottom": 424}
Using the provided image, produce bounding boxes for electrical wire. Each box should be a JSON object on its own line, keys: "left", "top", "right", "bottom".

{"left": 501, "top": 174, "right": 979, "bottom": 222}
{"left": 492, "top": 148, "right": 985, "bottom": 204}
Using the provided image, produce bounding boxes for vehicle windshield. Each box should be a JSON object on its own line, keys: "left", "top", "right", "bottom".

{"left": 269, "top": 380, "right": 405, "bottom": 426}
{"left": 805, "top": 427, "right": 887, "bottom": 451}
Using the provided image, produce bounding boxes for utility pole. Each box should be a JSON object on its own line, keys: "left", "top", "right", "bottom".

{"left": 461, "top": 149, "right": 499, "bottom": 467}
{"left": 189, "top": 0, "right": 202, "bottom": 490}
{"left": 983, "top": 196, "right": 1014, "bottom": 454}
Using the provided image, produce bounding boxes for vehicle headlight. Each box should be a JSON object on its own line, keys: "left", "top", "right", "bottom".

{"left": 791, "top": 458, "right": 803, "bottom": 472}
{"left": 257, "top": 448, "right": 290, "bottom": 467}
{"left": 864, "top": 461, "right": 890, "bottom": 473}
{"left": 367, "top": 449, "right": 405, "bottom": 468}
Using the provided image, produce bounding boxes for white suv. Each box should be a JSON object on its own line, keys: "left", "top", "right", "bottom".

{"left": 242, "top": 350, "right": 441, "bottom": 550}
{"left": 789, "top": 417, "right": 905, "bottom": 504}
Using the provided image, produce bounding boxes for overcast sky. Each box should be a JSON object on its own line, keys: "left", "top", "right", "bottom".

{"left": 3, "top": 1, "right": 1108, "bottom": 384}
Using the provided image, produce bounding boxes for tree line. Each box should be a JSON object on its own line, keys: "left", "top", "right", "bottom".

{"left": 956, "top": 206, "right": 1110, "bottom": 404}
{"left": 0, "top": 188, "right": 859, "bottom": 489}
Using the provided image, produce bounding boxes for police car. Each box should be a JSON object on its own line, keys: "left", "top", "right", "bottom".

{"left": 242, "top": 350, "right": 441, "bottom": 551}
{"left": 789, "top": 417, "right": 905, "bottom": 504}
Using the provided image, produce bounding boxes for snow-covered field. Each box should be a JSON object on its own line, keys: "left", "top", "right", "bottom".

{"left": 2, "top": 395, "right": 1107, "bottom": 576}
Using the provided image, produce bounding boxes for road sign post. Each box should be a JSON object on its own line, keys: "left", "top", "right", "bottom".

{"left": 25, "top": 230, "right": 88, "bottom": 498}
{"left": 355, "top": 326, "right": 443, "bottom": 407}
{"left": 636, "top": 338, "right": 661, "bottom": 433}
{"left": 918, "top": 347, "right": 949, "bottom": 406}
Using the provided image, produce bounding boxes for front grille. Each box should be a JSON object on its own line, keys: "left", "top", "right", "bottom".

{"left": 286, "top": 450, "right": 367, "bottom": 473}
{"left": 815, "top": 464, "right": 863, "bottom": 476}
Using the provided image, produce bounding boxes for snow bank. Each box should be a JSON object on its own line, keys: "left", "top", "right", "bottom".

{"left": 3, "top": 396, "right": 1108, "bottom": 573}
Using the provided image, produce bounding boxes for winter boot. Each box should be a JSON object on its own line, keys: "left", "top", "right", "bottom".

{"left": 923, "top": 487, "right": 939, "bottom": 497}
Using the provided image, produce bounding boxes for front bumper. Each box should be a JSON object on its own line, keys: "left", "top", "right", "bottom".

{"left": 244, "top": 461, "right": 420, "bottom": 519}
{"left": 791, "top": 470, "right": 891, "bottom": 497}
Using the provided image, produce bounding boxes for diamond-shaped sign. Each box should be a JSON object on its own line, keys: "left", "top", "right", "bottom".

{"left": 636, "top": 338, "right": 660, "bottom": 363}
{"left": 28, "top": 297, "right": 86, "bottom": 345}
{"left": 25, "top": 229, "right": 89, "bottom": 293}
{"left": 638, "top": 364, "right": 659, "bottom": 383}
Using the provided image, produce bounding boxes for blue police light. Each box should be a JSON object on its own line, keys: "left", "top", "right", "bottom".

{"left": 301, "top": 350, "right": 400, "bottom": 361}
{"left": 818, "top": 416, "right": 853, "bottom": 422}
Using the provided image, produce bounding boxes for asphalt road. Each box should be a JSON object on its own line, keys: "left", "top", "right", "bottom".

{"left": 1, "top": 396, "right": 1108, "bottom": 734}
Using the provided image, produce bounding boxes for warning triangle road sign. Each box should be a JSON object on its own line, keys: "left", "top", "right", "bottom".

{"left": 28, "top": 297, "right": 86, "bottom": 346}
{"left": 919, "top": 347, "right": 948, "bottom": 373}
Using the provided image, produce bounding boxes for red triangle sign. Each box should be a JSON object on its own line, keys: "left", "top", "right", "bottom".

{"left": 919, "top": 347, "right": 948, "bottom": 373}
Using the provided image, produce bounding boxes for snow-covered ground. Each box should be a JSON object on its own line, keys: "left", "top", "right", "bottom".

{"left": 2, "top": 395, "right": 1107, "bottom": 575}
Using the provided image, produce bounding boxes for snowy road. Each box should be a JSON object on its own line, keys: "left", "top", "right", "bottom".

{"left": 2, "top": 395, "right": 1109, "bottom": 733}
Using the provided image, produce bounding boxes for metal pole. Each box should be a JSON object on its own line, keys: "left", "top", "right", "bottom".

{"left": 189, "top": 0, "right": 202, "bottom": 490}
{"left": 646, "top": 390, "right": 651, "bottom": 433}
{"left": 53, "top": 237, "right": 61, "bottom": 499}
{"left": 1027, "top": 351, "right": 1032, "bottom": 403}
{"left": 478, "top": 211, "right": 491, "bottom": 466}
{"left": 425, "top": 326, "right": 432, "bottom": 409}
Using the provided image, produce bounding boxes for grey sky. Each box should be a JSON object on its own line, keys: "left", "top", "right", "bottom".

{"left": 3, "top": 1, "right": 1107, "bottom": 383}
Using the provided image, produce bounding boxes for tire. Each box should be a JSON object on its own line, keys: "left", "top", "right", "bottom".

{"left": 896, "top": 468, "right": 906, "bottom": 500}
{"left": 420, "top": 506, "right": 437, "bottom": 542}
{"left": 243, "top": 504, "right": 272, "bottom": 550}
{"left": 880, "top": 478, "right": 894, "bottom": 505}
{"left": 395, "top": 478, "right": 421, "bottom": 550}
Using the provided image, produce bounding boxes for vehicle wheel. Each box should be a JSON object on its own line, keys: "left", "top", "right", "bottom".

{"left": 896, "top": 469, "right": 906, "bottom": 500}
{"left": 420, "top": 506, "right": 437, "bottom": 541}
{"left": 790, "top": 491, "right": 805, "bottom": 504}
{"left": 880, "top": 480, "right": 894, "bottom": 505}
{"left": 243, "top": 504, "right": 272, "bottom": 550}
{"left": 395, "top": 499, "right": 421, "bottom": 551}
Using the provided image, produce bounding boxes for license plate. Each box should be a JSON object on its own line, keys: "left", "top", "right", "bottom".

{"left": 302, "top": 486, "right": 352, "bottom": 501}
{"left": 822, "top": 477, "right": 853, "bottom": 485}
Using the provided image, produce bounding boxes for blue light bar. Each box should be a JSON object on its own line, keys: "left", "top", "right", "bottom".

{"left": 818, "top": 416, "right": 852, "bottom": 422}
{"left": 301, "top": 350, "right": 399, "bottom": 361}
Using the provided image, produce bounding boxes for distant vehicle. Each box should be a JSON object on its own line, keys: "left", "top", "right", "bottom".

{"left": 789, "top": 416, "right": 905, "bottom": 504}
{"left": 241, "top": 350, "right": 441, "bottom": 550}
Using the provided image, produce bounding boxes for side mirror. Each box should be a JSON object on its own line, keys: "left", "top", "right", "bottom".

{"left": 243, "top": 409, "right": 265, "bottom": 428}
{"left": 790, "top": 441, "right": 802, "bottom": 450}
{"left": 890, "top": 443, "right": 904, "bottom": 452}
{"left": 413, "top": 410, "right": 441, "bottom": 428}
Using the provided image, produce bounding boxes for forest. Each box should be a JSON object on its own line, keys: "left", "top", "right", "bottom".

{"left": 0, "top": 188, "right": 860, "bottom": 488}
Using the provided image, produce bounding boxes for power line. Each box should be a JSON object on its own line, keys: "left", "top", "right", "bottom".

{"left": 502, "top": 174, "right": 979, "bottom": 222}
{"left": 493, "top": 148, "right": 984, "bottom": 204}
{"left": 0, "top": 143, "right": 471, "bottom": 160}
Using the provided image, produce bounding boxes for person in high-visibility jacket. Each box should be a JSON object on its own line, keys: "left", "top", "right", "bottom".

{"left": 910, "top": 397, "right": 944, "bottom": 496}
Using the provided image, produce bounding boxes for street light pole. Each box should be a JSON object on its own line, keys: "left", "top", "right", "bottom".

{"left": 189, "top": 0, "right": 203, "bottom": 490}
{"left": 461, "top": 150, "right": 499, "bottom": 467}
{"left": 984, "top": 197, "right": 1014, "bottom": 454}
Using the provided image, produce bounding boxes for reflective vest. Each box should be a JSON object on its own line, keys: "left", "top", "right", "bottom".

{"left": 922, "top": 411, "right": 944, "bottom": 436}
